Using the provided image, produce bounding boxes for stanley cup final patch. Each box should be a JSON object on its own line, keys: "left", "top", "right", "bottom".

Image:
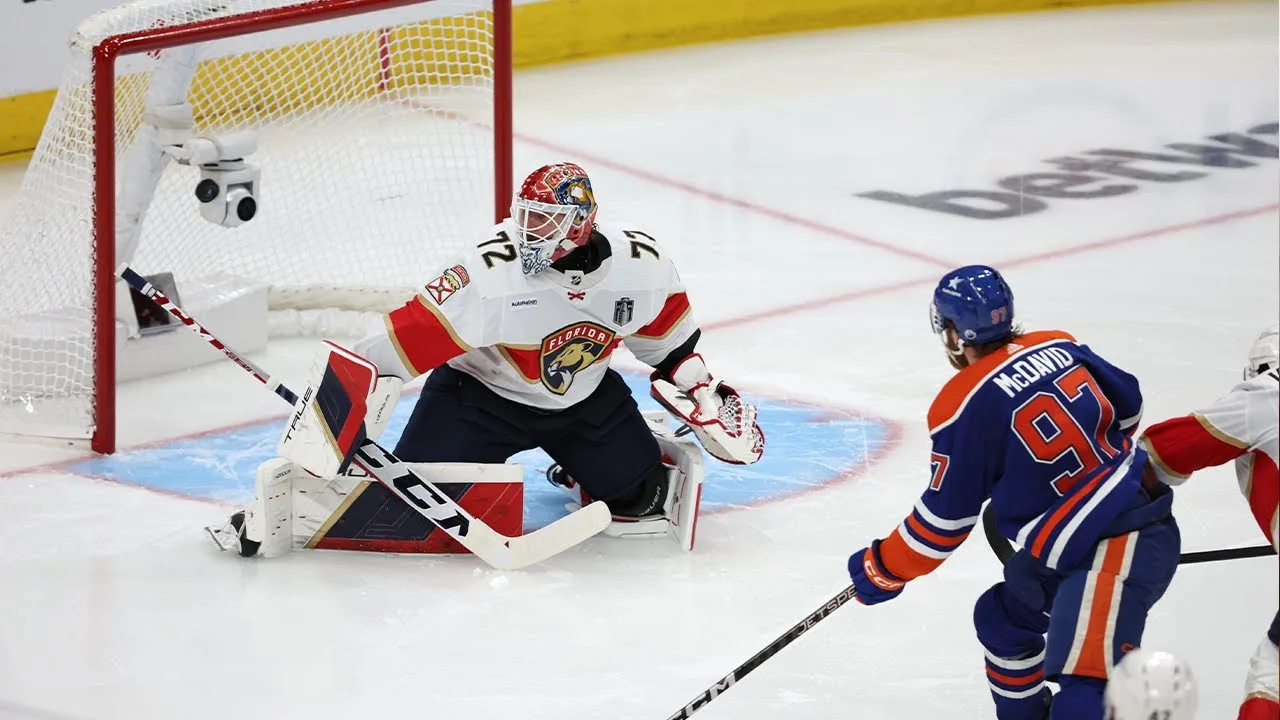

{"left": 613, "top": 297, "right": 634, "bottom": 326}
{"left": 425, "top": 265, "right": 470, "bottom": 305}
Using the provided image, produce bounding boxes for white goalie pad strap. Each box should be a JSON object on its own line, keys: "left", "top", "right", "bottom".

{"left": 365, "top": 375, "right": 404, "bottom": 441}
{"left": 278, "top": 341, "right": 378, "bottom": 478}
{"left": 651, "top": 357, "right": 764, "bottom": 465}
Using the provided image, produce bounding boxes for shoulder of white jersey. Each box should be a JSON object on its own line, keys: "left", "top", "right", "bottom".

{"left": 594, "top": 221, "right": 679, "bottom": 280}
{"left": 431, "top": 221, "right": 532, "bottom": 303}
{"left": 1228, "top": 368, "right": 1280, "bottom": 398}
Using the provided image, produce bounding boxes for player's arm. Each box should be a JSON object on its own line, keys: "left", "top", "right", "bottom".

{"left": 848, "top": 408, "right": 988, "bottom": 605}
{"left": 1139, "top": 384, "right": 1256, "bottom": 485}
{"left": 623, "top": 245, "right": 765, "bottom": 465}
{"left": 279, "top": 257, "right": 489, "bottom": 478}
{"left": 1078, "top": 343, "right": 1144, "bottom": 434}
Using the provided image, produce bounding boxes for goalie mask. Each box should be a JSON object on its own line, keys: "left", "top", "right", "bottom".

{"left": 511, "top": 163, "right": 598, "bottom": 275}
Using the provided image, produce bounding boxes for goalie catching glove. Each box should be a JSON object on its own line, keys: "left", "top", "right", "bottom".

{"left": 650, "top": 353, "right": 764, "bottom": 465}
{"left": 278, "top": 341, "right": 403, "bottom": 478}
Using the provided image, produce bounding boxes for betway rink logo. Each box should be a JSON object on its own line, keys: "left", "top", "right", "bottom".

{"left": 67, "top": 373, "right": 897, "bottom": 531}
{"left": 857, "top": 122, "right": 1277, "bottom": 219}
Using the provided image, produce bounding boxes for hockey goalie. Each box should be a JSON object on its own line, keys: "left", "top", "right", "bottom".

{"left": 209, "top": 162, "right": 765, "bottom": 561}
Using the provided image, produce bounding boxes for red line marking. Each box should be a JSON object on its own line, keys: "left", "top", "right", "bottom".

{"left": 513, "top": 131, "right": 955, "bottom": 270}
{"left": 708, "top": 202, "right": 1280, "bottom": 332}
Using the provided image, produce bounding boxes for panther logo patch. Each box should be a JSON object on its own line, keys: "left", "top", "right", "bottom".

{"left": 541, "top": 322, "right": 615, "bottom": 395}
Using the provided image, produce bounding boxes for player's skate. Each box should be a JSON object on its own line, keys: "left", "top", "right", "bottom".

{"left": 547, "top": 411, "right": 705, "bottom": 551}
{"left": 205, "top": 457, "right": 295, "bottom": 558}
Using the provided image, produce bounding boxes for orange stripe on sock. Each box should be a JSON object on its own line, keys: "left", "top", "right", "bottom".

{"left": 986, "top": 667, "right": 1044, "bottom": 687}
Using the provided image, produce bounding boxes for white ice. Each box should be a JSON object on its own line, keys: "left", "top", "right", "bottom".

{"left": 0, "top": 2, "right": 1277, "bottom": 719}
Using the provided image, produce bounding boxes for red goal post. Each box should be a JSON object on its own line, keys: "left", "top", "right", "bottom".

{"left": 0, "top": 0, "right": 513, "bottom": 453}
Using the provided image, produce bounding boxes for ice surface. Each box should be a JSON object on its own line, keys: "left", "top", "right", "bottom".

{"left": 0, "top": 3, "right": 1276, "bottom": 718}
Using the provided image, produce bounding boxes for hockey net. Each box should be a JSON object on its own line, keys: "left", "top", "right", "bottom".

{"left": 0, "top": 0, "right": 511, "bottom": 451}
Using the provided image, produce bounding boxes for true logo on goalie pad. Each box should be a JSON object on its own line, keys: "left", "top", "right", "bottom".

{"left": 425, "top": 265, "right": 470, "bottom": 305}
{"left": 541, "top": 322, "right": 615, "bottom": 395}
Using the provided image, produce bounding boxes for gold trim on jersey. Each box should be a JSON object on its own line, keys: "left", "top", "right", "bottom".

{"left": 305, "top": 480, "right": 372, "bottom": 549}
{"left": 630, "top": 305, "right": 691, "bottom": 341}
{"left": 1139, "top": 436, "right": 1190, "bottom": 482}
{"left": 496, "top": 343, "right": 542, "bottom": 384}
{"left": 1193, "top": 411, "right": 1250, "bottom": 450}
{"left": 414, "top": 293, "right": 475, "bottom": 353}
{"left": 385, "top": 314, "right": 420, "bottom": 377}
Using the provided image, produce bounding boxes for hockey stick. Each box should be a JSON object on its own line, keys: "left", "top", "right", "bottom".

{"left": 664, "top": 585, "right": 858, "bottom": 720}
{"left": 981, "top": 504, "right": 1275, "bottom": 567}
{"left": 117, "top": 263, "right": 611, "bottom": 570}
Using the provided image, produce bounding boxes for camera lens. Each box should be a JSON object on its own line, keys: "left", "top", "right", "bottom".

{"left": 194, "top": 178, "right": 220, "bottom": 203}
{"left": 236, "top": 195, "right": 257, "bottom": 222}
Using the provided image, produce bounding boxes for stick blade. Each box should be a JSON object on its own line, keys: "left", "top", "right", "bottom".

{"left": 480, "top": 500, "right": 612, "bottom": 570}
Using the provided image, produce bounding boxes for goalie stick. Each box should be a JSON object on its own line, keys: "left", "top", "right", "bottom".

{"left": 664, "top": 585, "right": 858, "bottom": 719}
{"left": 981, "top": 504, "right": 1275, "bottom": 566}
{"left": 116, "top": 263, "right": 611, "bottom": 570}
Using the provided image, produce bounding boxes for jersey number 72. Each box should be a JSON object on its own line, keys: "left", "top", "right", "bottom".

{"left": 1011, "top": 365, "right": 1124, "bottom": 496}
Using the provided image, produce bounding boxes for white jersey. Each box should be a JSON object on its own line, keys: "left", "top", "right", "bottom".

{"left": 354, "top": 220, "right": 698, "bottom": 410}
{"left": 1141, "top": 369, "right": 1280, "bottom": 548}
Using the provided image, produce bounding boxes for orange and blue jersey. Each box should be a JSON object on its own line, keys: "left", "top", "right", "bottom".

{"left": 879, "top": 330, "right": 1151, "bottom": 580}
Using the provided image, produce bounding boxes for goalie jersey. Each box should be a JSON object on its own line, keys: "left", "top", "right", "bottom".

{"left": 1140, "top": 369, "right": 1280, "bottom": 548}
{"left": 353, "top": 221, "right": 697, "bottom": 410}
{"left": 878, "top": 330, "right": 1162, "bottom": 581}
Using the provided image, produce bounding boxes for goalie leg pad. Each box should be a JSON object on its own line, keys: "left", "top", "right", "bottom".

{"left": 600, "top": 420, "right": 705, "bottom": 551}
{"left": 206, "top": 458, "right": 297, "bottom": 558}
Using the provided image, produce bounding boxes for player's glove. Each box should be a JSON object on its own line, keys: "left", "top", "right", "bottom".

{"left": 1002, "top": 548, "right": 1058, "bottom": 613}
{"left": 848, "top": 539, "right": 906, "bottom": 605}
{"left": 650, "top": 353, "right": 764, "bottom": 465}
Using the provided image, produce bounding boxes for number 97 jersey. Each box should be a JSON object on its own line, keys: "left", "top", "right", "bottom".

{"left": 879, "top": 330, "right": 1153, "bottom": 582}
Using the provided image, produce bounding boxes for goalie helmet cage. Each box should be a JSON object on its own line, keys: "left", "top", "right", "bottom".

{"left": 0, "top": 0, "right": 513, "bottom": 453}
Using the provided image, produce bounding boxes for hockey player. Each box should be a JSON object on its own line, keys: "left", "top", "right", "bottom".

{"left": 220, "top": 162, "right": 764, "bottom": 558}
{"left": 1138, "top": 324, "right": 1279, "bottom": 720}
{"left": 1104, "top": 647, "right": 1199, "bottom": 720}
{"left": 845, "top": 265, "right": 1180, "bottom": 720}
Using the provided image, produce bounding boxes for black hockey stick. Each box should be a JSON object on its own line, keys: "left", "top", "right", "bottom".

{"left": 664, "top": 585, "right": 858, "bottom": 720}
{"left": 117, "top": 263, "right": 611, "bottom": 569}
{"left": 981, "top": 504, "right": 1275, "bottom": 567}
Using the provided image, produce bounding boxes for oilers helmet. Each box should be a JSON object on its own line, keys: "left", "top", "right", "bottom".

{"left": 930, "top": 265, "right": 1015, "bottom": 346}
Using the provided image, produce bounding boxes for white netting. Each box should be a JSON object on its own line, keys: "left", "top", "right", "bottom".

{"left": 0, "top": 0, "right": 499, "bottom": 441}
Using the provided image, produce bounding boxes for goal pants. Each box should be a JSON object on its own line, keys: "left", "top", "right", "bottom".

{"left": 974, "top": 515, "right": 1180, "bottom": 720}
{"left": 392, "top": 364, "right": 662, "bottom": 503}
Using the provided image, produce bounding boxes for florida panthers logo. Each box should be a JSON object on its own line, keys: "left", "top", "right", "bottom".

{"left": 540, "top": 322, "right": 615, "bottom": 395}
{"left": 553, "top": 175, "right": 596, "bottom": 229}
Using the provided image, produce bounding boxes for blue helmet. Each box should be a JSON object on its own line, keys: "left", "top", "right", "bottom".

{"left": 930, "top": 265, "right": 1015, "bottom": 346}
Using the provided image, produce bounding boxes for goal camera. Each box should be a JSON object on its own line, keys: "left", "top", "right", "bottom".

{"left": 159, "top": 121, "right": 261, "bottom": 228}
{"left": 179, "top": 132, "right": 261, "bottom": 228}
{"left": 194, "top": 159, "right": 260, "bottom": 228}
